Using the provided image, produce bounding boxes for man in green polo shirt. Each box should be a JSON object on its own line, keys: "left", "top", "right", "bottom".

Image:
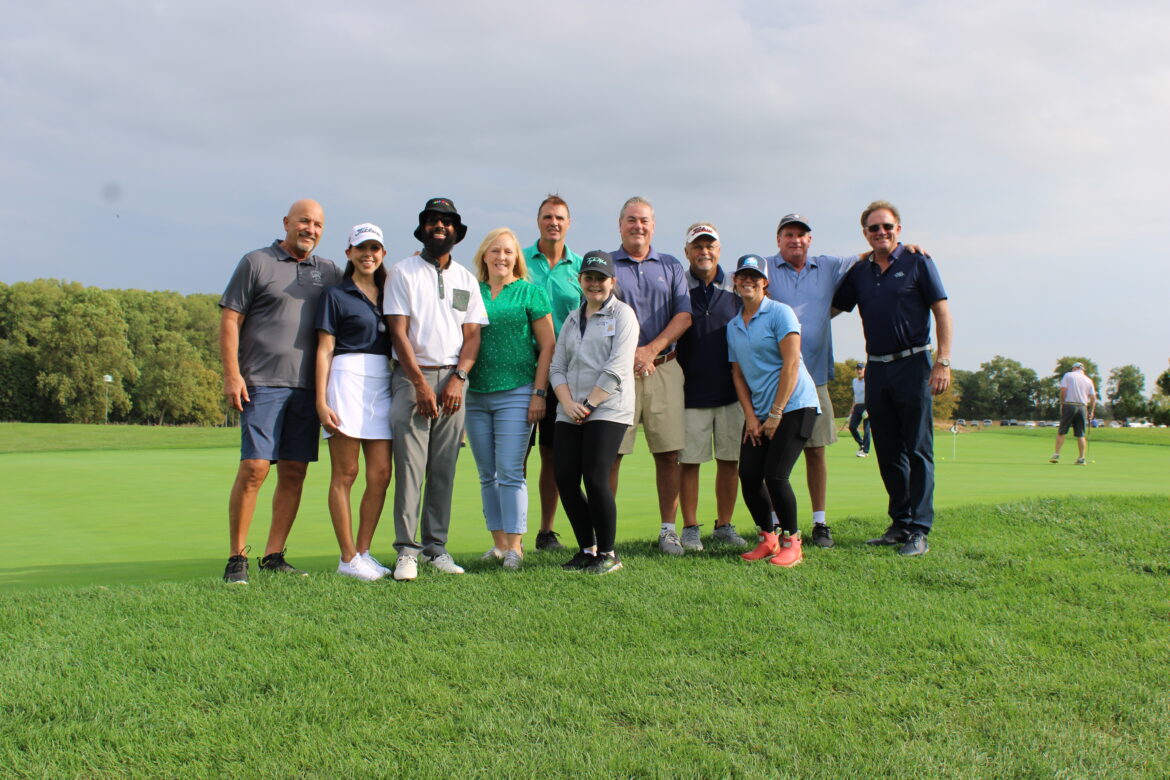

{"left": 523, "top": 194, "right": 584, "bottom": 551}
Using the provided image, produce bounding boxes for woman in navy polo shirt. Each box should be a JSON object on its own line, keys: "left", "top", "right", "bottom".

{"left": 726, "top": 254, "right": 821, "bottom": 568}
{"left": 315, "top": 223, "right": 394, "bottom": 582}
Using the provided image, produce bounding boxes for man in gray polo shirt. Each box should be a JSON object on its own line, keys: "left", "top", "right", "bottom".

{"left": 219, "top": 199, "right": 342, "bottom": 584}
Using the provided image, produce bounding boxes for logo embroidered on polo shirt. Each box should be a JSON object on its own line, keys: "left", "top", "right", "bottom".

{"left": 894, "top": 271, "right": 905, "bottom": 278}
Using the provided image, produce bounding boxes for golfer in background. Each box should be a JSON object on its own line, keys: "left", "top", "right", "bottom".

{"left": 1050, "top": 362, "right": 1096, "bottom": 465}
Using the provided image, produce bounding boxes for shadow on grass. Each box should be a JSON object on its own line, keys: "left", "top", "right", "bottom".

{"left": 0, "top": 540, "right": 767, "bottom": 591}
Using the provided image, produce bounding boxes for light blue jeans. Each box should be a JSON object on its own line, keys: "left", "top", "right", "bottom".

{"left": 465, "top": 384, "right": 533, "bottom": 534}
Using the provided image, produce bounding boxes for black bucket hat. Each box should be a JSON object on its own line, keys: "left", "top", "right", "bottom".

{"left": 413, "top": 197, "right": 468, "bottom": 244}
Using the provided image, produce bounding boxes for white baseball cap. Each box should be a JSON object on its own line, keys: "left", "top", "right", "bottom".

{"left": 685, "top": 224, "right": 720, "bottom": 244}
{"left": 348, "top": 223, "right": 384, "bottom": 248}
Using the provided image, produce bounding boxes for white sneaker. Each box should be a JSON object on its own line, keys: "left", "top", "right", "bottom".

{"left": 502, "top": 550, "right": 523, "bottom": 570}
{"left": 857, "top": 449, "right": 868, "bottom": 458}
{"left": 393, "top": 553, "right": 418, "bottom": 581}
{"left": 481, "top": 547, "right": 504, "bottom": 561}
{"left": 424, "top": 552, "right": 465, "bottom": 575}
{"left": 337, "top": 555, "right": 382, "bottom": 582}
{"left": 360, "top": 551, "right": 392, "bottom": 577}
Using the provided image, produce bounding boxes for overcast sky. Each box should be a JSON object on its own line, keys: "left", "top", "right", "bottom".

{"left": 4, "top": 0, "right": 1167, "bottom": 391}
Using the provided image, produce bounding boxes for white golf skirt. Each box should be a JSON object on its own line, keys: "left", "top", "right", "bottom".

{"left": 324, "top": 352, "right": 393, "bottom": 440}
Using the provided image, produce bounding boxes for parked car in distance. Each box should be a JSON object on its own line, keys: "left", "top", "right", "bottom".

{"left": 956, "top": 419, "right": 967, "bottom": 426}
{"left": 1109, "top": 420, "right": 1122, "bottom": 428}
{"left": 1024, "top": 421, "right": 1037, "bottom": 428}
{"left": 1091, "top": 418, "right": 1104, "bottom": 427}
{"left": 982, "top": 419, "right": 993, "bottom": 427}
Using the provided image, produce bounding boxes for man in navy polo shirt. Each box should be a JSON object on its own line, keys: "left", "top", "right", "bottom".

{"left": 610, "top": 196, "right": 693, "bottom": 555}
{"left": 832, "top": 201, "right": 952, "bottom": 556}
{"left": 219, "top": 199, "right": 342, "bottom": 583}
{"left": 676, "top": 222, "right": 747, "bottom": 550}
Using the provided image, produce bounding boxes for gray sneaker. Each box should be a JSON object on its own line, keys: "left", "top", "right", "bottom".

{"left": 711, "top": 523, "right": 748, "bottom": 547}
{"left": 502, "top": 550, "right": 523, "bottom": 570}
{"left": 659, "top": 529, "right": 684, "bottom": 556}
{"left": 680, "top": 524, "right": 704, "bottom": 551}
{"left": 423, "top": 552, "right": 465, "bottom": 575}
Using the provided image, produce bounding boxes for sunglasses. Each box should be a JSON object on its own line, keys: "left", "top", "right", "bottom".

{"left": 426, "top": 215, "right": 456, "bottom": 227}
{"left": 866, "top": 223, "right": 897, "bottom": 234}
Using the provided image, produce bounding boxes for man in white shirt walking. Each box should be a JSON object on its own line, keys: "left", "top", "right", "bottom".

{"left": 1050, "top": 362, "right": 1097, "bottom": 465}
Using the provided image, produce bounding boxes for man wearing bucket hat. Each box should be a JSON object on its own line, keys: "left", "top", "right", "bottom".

{"left": 384, "top": 198, "right": 488, "bottom": 580}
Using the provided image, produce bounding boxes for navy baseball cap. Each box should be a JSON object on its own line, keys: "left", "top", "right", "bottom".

{"left": 777, "top": 213, "right": 812, "bottom": 232}
{"left": 580, "top": 250, "right": 616, "bottom": 278}
{"left": 734, "top": 254, "right": 768, "bottom": 277}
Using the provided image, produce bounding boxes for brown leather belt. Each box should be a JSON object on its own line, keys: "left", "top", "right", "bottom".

{"left": 417, "top": 364, "right": 456, "bottom": 370}
{"left": 652, "top": 350, "right": 677, "bottom": 367}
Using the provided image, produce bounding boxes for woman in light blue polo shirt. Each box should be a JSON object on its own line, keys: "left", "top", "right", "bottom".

{"left": 726, "top": 255, "right": 821, "bottom": 568}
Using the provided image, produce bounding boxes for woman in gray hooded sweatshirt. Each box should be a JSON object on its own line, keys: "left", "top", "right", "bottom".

{"left": 549, "top": 251, "right": 638, "bottom": 575}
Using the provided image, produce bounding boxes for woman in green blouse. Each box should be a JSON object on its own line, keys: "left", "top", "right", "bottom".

{"left": 465, "top": 228, "right": 555, "bottom": 569}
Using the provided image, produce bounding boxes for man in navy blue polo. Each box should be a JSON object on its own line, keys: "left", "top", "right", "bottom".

{"left": 676, "top": 222, "right": 748, "bottom": 550}
{"left": 610, "top": 196, "right": 693, "bottom": 555}
{"left": 832, "top": 201, "right": 952, "bottom": 556}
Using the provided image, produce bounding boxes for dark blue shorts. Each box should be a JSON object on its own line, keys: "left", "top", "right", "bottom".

{"left": 240, "top": 387, "right": 320, "bottom": 462}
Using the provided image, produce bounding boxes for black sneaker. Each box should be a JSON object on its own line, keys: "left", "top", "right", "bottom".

{"left": 898, "top": 532, "right": 929, "bottom": 557}
{"left": 536, "top": 530, "right": 566, "bottom": 551}
{"left": 586, "top": 553, "right": 623, "bottom": 575}
{"left": 258, "top": 550, "right": 308, "bottom": 576}
{"left": 561, "top": 550, "right": 596, "bottom": 571}
{"left": 223, "top": 554, "right": 249, "bottom": 584}
{"left": 866, "top": 523, "right": 911, "bottom": 546}
{"left": 811, "top": 524, "right": 835, "bottom": 548}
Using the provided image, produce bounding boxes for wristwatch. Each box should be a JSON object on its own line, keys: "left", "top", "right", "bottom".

{"left": 533, "top": 388, "right": 547, "bottom": 398}
{"left": 936, "top": 358, "right": 951, "bottom": 368}
{"left": 583, "top": 400, "right": 596, "bottom": 413}
{"left": 454, "top": 369, "right": 469, "bottom": 381}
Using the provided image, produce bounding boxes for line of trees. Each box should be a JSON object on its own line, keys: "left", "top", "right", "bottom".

{"left": 826, "top": 354, "right": 1170, "bottom": 425}
{"left": 4, "top": 278, "right": 1169, "bottom": 426}
{"left": 0, "top": 280, "right": 224, "bottom": 425}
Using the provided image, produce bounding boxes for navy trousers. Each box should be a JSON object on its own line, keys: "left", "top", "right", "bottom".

{"left": 865, "top": 353, "right": 935, "bottom": 533}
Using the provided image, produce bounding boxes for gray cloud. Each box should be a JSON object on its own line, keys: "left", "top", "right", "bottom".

{"left": 2, "top": 0, "right": 1167, "bottom": 388}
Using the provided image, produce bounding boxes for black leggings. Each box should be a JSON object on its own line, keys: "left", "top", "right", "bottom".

{"left": 553, "top": 420, "right": 627, "bottom": 553}
{"left": 738, "top": 407, "right": 817, "bottom": 535}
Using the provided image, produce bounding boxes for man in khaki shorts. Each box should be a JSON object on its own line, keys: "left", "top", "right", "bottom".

{"left": 676, "top": 223, "right": 748, "bottom": 551}
{"left": 609, "top": 197, "right": 693, "bottom": 554}
{"left": 764, "top": 214, "right": 862, "bottom": 548}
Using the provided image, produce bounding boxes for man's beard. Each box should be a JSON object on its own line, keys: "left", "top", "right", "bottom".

{"left": 422, "top": 233, "right": 456, "bottom": 257}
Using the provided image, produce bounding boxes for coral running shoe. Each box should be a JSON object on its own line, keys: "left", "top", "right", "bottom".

{"left": 741, "top": 531, "right": 779, "bottom": 561}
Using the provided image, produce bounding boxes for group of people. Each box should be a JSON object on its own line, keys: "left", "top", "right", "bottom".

{"left": 218, "top": 194, "right": 953, "bottom": 584}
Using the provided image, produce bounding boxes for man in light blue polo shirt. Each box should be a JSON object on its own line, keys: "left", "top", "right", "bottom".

{"left": 611, "top": 196, "right": 693, "bottom": 555}
{"left": 766, "top": 213, "right": 925, "bottom": 549}
{"left": 765, "top": 213, "right": 860, "bottom": 549}
{"left": 523, "top": 194, "right": 583, "bottom": 552}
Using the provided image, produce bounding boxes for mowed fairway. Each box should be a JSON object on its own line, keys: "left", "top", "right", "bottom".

{"left": 0, "top": 422, "right": 1166, "bottom": 588}
{"left": 1, "top": 423, "right": 1168, "bottom": 777}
